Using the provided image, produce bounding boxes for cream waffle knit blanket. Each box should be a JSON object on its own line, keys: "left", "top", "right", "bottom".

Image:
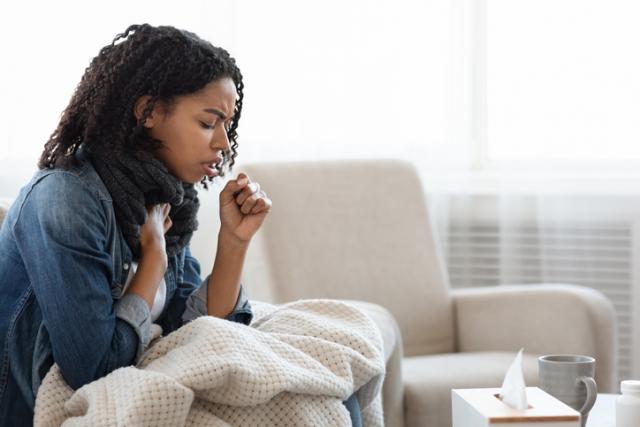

{"left": 34, "top": 299, "right": 386, "bottom": 426}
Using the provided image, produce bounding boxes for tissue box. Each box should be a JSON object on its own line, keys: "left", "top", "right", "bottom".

{"left": 452, "top": 387, "right": 581, "bottom": 427}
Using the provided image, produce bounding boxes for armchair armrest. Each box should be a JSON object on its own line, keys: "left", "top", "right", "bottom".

{"left": 343, "top": 300, "right": 405, "bottom": 427}
{"left": 451, "top": 284, "right": 617, "bottom": 392}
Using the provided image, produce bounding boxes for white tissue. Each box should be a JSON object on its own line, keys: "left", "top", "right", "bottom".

{"left": 499, "top": 348, "right": 528, "bottom": 410}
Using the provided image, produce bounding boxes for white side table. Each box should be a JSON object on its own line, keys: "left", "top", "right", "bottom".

{"left": 587, "top": 393, "right": 617, "bottom": 427}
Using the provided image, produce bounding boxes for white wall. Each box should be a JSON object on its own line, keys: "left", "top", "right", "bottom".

{"left": 0, "top": 0, "right": 462, "bottom": 200}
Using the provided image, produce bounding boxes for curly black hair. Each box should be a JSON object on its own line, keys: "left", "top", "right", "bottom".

{"left": 38, "top": 23, "right": 244, "bottom": 186}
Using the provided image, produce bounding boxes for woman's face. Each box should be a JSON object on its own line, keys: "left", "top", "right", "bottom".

{"left": 140, "top": 77, "right": 238, "bottom": 183}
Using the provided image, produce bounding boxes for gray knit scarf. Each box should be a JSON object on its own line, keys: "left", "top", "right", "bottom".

{"left": 86, "top": 145, "right": 199, "bottom": 259}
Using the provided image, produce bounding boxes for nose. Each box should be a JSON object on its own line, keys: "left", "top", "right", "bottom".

{"left": 210, "top": 123, "right": 231, "bottom": 152}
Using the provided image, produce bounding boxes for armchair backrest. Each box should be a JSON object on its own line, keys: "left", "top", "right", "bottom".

{"left": 242, "top": 159, "right": 455, "bottom": 356}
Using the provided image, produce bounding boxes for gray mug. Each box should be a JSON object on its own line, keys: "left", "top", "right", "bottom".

{"left": 538, "top": 354, "right": 597, "bottom": 427}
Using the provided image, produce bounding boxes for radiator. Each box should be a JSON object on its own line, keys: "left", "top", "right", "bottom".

{"left": 442, "top": 211, "right": 636, "bottom": 383}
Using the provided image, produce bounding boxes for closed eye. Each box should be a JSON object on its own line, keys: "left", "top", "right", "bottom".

{"left": 200, "top": 121, "right": 214, "bottom": 130}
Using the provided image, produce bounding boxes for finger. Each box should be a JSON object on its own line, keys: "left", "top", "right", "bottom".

{"left": 240, "top": 193, "right": 261, "bottom": 214}
{"left": 219, "top": 173, "right": 251, "bottom": 205}
{"left": 163, "top": 216, "right": 173, "bottom": 233}
{"left": 251, "top": 190, "right": 271, "bottom": 213}
{"left": 232, "top": 173, "right": 250, "bottom": 192}
{"left": 248, "top": 192, "right": 272, "bottom": 214}
{"left": 145, "top": 204, "right": 162, "bottom": 222}
{"left": 235, "top": 182, "right": 261, "bottom": 205}
{"left": 250, "top": 196, "right": 272, "bottom": 214}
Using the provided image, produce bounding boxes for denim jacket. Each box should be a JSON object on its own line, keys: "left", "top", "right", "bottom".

{"left": 0, "top": 146, "right": 253, "bottom": 426}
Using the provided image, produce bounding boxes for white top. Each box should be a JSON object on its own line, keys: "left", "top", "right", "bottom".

{"left": 122, "top": 261, "right": 166, "bottom": 322}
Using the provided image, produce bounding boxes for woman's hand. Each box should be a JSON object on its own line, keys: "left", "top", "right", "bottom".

{"left": 126, "top": 203, "right": 172, "bottom": 307}
{"left": 139, "top": 203, "right": 172, "bottom": 266}
{"left": 219, "top": 173, "right": 272, "bottom": 244}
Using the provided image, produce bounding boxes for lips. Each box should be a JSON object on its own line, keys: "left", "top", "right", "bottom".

{"left": 201, "top": 157, "right": 223, "bottom": 177}
{"left": 201, "top": 162, "right": 219, "bottom": 177}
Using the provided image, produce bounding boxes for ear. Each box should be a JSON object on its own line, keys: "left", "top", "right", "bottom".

{"left": 133, "top": 95, "right": 159, "bottom": 128}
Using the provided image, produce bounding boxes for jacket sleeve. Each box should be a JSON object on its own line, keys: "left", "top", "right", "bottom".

{"left": 158, "top": 246, "right": 253, "bottom": 334}
{"left": 13, "top": 173, "right": 150, "bottom": 390}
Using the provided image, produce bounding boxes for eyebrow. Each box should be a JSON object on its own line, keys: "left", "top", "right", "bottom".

{"left": 203, "top": 108, "right": 231, "bottom": 120}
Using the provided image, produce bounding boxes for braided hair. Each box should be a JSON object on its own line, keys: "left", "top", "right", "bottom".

{"left": 38, "top": 23, "right": 244, "bottom": 186}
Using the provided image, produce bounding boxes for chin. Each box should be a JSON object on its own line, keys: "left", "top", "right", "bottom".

{"left": 185, "top": 175, "right": 203, "bottom": 184}
{"left": 168, "top": 170, "right": 199, "bottom": 184}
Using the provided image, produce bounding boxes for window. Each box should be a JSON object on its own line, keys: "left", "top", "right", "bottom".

{"left": 483, "top": 0, "right": 640, "bottom": 165}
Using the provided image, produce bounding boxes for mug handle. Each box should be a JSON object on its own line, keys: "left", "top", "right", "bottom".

{"left": 577, "top": 376, "right": 597, "bottom": 415}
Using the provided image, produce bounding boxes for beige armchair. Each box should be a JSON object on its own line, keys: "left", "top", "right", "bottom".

{"left": 240, "top": 159, "right": 617, "bottom": 427}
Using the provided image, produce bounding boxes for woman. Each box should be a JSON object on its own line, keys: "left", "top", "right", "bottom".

{"left": 0, "top": 24, "right": 361, "bottom": 426}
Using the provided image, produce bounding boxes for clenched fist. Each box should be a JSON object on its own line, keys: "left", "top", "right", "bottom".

{"left": 218, "top": 173, "right": 272, "bottom": 243}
